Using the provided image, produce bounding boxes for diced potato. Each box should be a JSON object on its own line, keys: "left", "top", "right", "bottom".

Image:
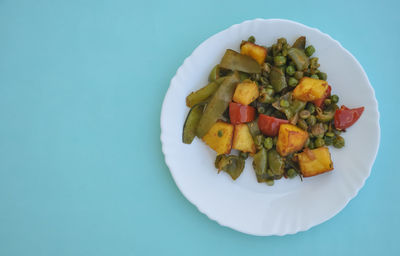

{"left": 276, "top": 124, "right": 309, "bottom": 156}
{"left": 292, "top": 77, "right": 329, "bottom": 102}
{"left": 233, "top": 80, "right": 259, "bottom": 105}
{"left": 232, "top": 124, "right": 256, "bottom": 154}
{"left": 203, "top": 121, "right": 234, "bottom": 155}
{"left": 298, "top": 147, "right": 334, "bottom": 177}
{"left": 240, "top": 42, "right": 267, "bottom": 65}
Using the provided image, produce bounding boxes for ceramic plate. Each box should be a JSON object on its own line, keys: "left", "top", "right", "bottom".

{"left": 160, "top": 19, "right": 380, "bottom": 236}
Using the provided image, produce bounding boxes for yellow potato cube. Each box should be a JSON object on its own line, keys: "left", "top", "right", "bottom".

{"left": 232, "top": 124, "right": 256, "bottom": 154}
{"left": 298, "top": 147, "right": 334, "bottom": 177}
{"left": 202, "top": 121, "right": 234, "bottom": 155}
{"left": 232, "top": 80, "right": 259, "bottom": 105}
{"left": 276, "top": 124, "right": 309, "bottom": 156}
{"left": 240, "top": 42, "right": 267, "bottom": 65}
{"left": 292, "top": 77, "right": 329, "bottom": 102}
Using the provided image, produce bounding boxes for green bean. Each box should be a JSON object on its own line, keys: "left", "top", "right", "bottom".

{"left": 299, "top": 110, "right": 311, "bottom": 119}
{"left": 318, "top": 71, "right": 327, "bottom": 81}
{"left": 310, "top": 74, "right": 319, "bottom": 79}
{"left": 286, "top": 65, "right": 296, "bottom": 76}
{"left": 268, "top": 149, "right": 285, "bottom": 177}
{"left": 288, "top": 47, "right": 310, "bottom": 71}
{"left": 263, "top": 137, "right": 273, "bottom": 150}
{"left": 294, "top": 71, "right": 304, "bottom": 80}
{"left": 215, "top": 155, "right": 245, "bottom": 180}
{"left": 248, "top": 36, "right": 255, "bottom": 43}
{"left": 287, "top": 168, "right": 297, "bottom": 179}
{"left": 258, "top": 92, "right": 275, "bottom": 103}
{"left": 288, "top": 77, "right": 298, "bottom": 87}
{"left": 270, "top": 66, "right": 288, "bottom": 92}
{"left": 305, "top": 45, "right": 315, "bottom": 57}
{"left": 219, "top": 49, "right": 261, "bottom": 74}
{"left": 182, "top": 104, "right": 205, "bottom": 144}
{"left": 239, "top": 151, "right": 249, "bottom": 160}
{"left": 274, "top": 56, "right": 287, "bottom": 66}
{"left": 297, "top": 119, "right": 308, "bottom": 130}
{"left": 208, "top": 65, "right": 220, "bottom": 82}
{"left": 314, "top": 137, "right": 325, "bottom": 148}
{"left": 306, "top": 115, "right": 317, "bottom": 126}
{"left": 252, "top": 148, "right": 268, "bottom": 182}
{"left": 331, "top": 94, "right": 339, "bottom": 103}
{"left": 333, "top": 136, "right": 345, "bottom": 148}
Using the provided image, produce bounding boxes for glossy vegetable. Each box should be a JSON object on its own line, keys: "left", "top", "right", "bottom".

{"left": 258, "top": 114, "right": 289, "bottom": 137}
{"left": 240, "top": 42, "right": 267, "bottom": 65}
{"left": 232, "top": 80, "right": 259, "bottom": 105}
{"left": 229, "top": 102, "right": 255, "bottom": 124}
{"left": 232, "top": 124, "right": 256, "bottom": 154}
{"left": 219, "top": 49, "right": 261, "bottom": 74}
{"left": 293, "top": 77, "right": 329, "bottom": 102}
{"left": 215, "top": 154, "right": 245, "bottom": 180}
{"left": 276, "top": 124, "right": 309, "bottom": 156}
{"left": 252, "top": 148, "right": 268, "bottom": 182}
{"left": 334, "top": 105, "right": 364, "bottom": 130}
{"left": 288, "top": 47, "right": 310, "bottom": 71}
{"left": 270, "top": 66, "right": 287, "bottom": 92}
{"left": 196, "top": 73, "right": 240, "bottom": 138}
{"left": 182, "top": 104, "right": 204, "bottom": 144}
{"left": 202, "top": 121, "right": 234, "bottom": 155}
{"left": 298, "top": 147, "right": 333, "bottom": 177}
{"left": 186, "top": 77, "right": 225, "bottom": 108}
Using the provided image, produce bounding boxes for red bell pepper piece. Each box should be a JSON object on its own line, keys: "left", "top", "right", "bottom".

{"left": 334, "top": 105, "right": 364, "bottom": 130}
{"left": 229, "top": 102, "right": 255, "bottom": 124}
{"left": 313, "top": 85, "right": 331, "bottom": 108}
{"left": 258, "top": 114, "right": 289, "bottom": 136}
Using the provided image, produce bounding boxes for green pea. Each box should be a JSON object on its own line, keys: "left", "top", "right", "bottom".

{"left": 239, "top": 151, "right": 249, "bottom": 160}
{"left": 266, "top": 88, "right": 274, "bottom": 96}
{"left": 325, "top": 132, "right": 335, "bottom": 137}
{"left": 333, "top": 129, "right": 342, "bottom": 136}
{"left": 287, "top": 168, "right": 297, "bottom": 179}
{"left": 331, "top": 94, "right": 339, "bottom": 103}
{"left": 306, "top": 115, "right": 317, "bottom": 126}
{"left": 286, "top": 65, "right": 296, "bottom": 76}
{"left": 299, "top": 110, "right": 311, "bottom": 119}
{"left": 254, "top": 135, "right": 264, "bottom": 146}
{"left": 297, "top": 119, "right": 308, "bottom": 130}
{"left": 263, "top": 137, "right": 273, "bottom": 150}
{"left": 274, "top": 56, "right": 287, "bottom": 66}
{"left": 258, "top": 93, "right": 274, "bottom": 103}
{"left": 310, "top": 74, "right": 319, "bottom": 79}
{"left": 324, "top": 136, "right": 333, "bottom": 146}
{"left": 288, "top": 77, "right": 298, "bottom": 87}
{"left": 314, "top": 137, "right": 325, "bottom": 148}
{"left": 258, "top": 106, "right": 266, "bottom": 114}
{"left": 318, "top": 72, "right": 327, "bottom": 81}
{"left": 280, "top": 99, "right": 290, "bottom": 108}
{"left": 294, "top": 71, "right": 304, "bottom": 80}
{"left": 248, "top": 36, "right": 255, "bottom": 43}
{"left": 333, "top": 136, "right": 345, "bottom": 148}
{"left": 307, "top": 103, "right": 316, "bottom": 114}
{"left": 324, "top": 99, "right": 332, "bottom": 105}
{"left": 266, "top": 179, "right": 274, "bottom": 186}
{"left": 305, "top": 45, "right": 315, "bottom": 57}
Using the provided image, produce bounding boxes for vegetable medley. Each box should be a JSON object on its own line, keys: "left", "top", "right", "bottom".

{"left": 183, "top": 36, "right": 364, "bottom": 185}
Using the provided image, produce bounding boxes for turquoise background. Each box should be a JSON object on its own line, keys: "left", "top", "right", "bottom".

{"left": 0, "top": 0, "right": 398, "bottom": 255}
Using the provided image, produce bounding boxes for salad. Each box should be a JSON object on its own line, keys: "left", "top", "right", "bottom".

{"left": 182, "top": 36, "right": 364, "bottom": 185}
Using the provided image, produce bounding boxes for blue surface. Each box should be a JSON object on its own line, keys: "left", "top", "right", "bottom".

{"left": 0, "top": 0, "right": 398, "bottom": 255}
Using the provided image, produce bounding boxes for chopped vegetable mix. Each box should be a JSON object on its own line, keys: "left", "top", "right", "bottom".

{"left": 183, "top": 36, "right": 364, "bottom": 185}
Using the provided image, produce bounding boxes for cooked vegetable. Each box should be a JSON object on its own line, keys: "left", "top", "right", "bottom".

{"left": 232, "top": 80, "right": 259, "bottom": 105}
{"left": 252, "top": 147, "right": 268, "bottom": 182}
{"left": 247, "top": 118, "right": 261, "bottom": 139}
{"left": 268, "top": 149, "right": 285, "bottom": 177}
{"left": 182, "top": 103, "right": 204, "bottom": 144}
{"left": 333, "top": 135, "right": 345, "bottom": 148}
{"left": 334, "top": 105, "right": 364, "bottom": 130}
{"left": 316, "top": 106, "right": 336, "bottom": 122}
{"left": 232, "top": 124, "right": 256, "bottom": 154}
{"left": 288, "top": 47, "right": 310, "bottom": 71}
{"left": 196, "top": 73, "right": 240, "bottom": 138}
{"left": 286, "top": 65, "right": 295, "bottom": 76}
{"left": 305, "top": 45, "right": 315, "bottom": 57}
{"left": 203, "top": 121, "right": 234, "bottom": 155}
{"left": 186, "top": 77, "right": 225, "bottom": 108}
{"left": 292, "top": 77, "right": 329, "bottom": 102}
{"left": 270, "top": 66, "right": 287, "bottom": 92}
{"left": 292, "top": 36, "right": 306, "bottom": 49}
{"left": 240, "top": 42, "right": 267, "bottom": 65}
{"left": 215, "top": 154, "right": 245, "bottom": 180}
{"left": 298, "top": 147, "right": 333, "bottom": 177}
{"left": 274, "top": 56, "right": 286, "bottom": 66}
{"left": 313, "top": 85, "right": 331, "bottom": 108}
{"left": 276, "top": 124, "right": 309, "bottom": 156}
{"left": 208, "top": 64, "right": 221, "bottom": 82}
{"left": 258, "top": 114, "right": 289, "bottom": 136}
{"left": 272, "top": 92, "right": 306, "bottom": 120}
{"left": 220, "top": 49, "right": 261, "bottom": 73}
{"left": 229, "top": 102, "right": 255, "bottom": 124}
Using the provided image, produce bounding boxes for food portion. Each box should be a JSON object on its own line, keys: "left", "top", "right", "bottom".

{"left": 183, "top": 36, "right": 364, "bottom": 185}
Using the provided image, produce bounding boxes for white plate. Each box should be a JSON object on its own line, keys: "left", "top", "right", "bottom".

{"left": 160, "top": 19, "right": 380, "bottom": 236}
